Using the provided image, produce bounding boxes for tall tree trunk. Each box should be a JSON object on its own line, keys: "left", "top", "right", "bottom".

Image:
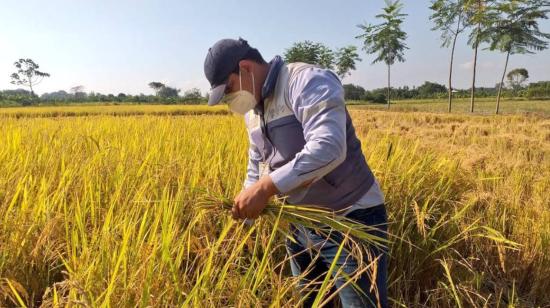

{"left": 448, "top": 14, "right": 462, "bottom": 113}
{"left": 496, "top": 50, "right": 510, "bottom": 115}
{"left": 470, "top": 26, "right": 480, "bottom": 113}
{"left": 27, "top": 72, "right": 35, "bottom": 96}
{"left": 449, "top": 33, "right": 459, "bottom": 113}
{"left": 387, "top": 64, "right": 391, "bottom": 109}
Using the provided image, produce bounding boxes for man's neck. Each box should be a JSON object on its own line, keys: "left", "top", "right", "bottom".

{"left": 260, "top": 56, "right": 284, "bottom": 101}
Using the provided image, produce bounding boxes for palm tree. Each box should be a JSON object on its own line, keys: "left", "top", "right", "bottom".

{"left": 356, "top": 0, "right": 408, "bottom": 109}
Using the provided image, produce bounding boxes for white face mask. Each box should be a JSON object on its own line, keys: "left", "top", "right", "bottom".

{"left": 225, "top": 70, "right": 257, "bottom": 115}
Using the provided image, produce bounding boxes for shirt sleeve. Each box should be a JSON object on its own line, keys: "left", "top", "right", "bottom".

{"left": 269, "top": 66, "right": 347, "bottom": 194}
{"left": 243, "top": 140, "right": 262, "bottom": 189}
{"left": 243, "top": 114, "right": 262, "bottom": 189}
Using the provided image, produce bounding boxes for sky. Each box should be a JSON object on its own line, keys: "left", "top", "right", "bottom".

{"left": 1, "top": 0, "right": 549, "bottom": 95}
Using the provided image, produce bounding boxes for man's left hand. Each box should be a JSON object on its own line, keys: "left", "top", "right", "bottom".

{"left": 232, "top": 176, "right": 279, "bottom": 220}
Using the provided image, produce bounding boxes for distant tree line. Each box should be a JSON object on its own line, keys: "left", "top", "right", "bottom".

{"left": 343, "top": 78, "right": 550, "bottom": 103}
{"left": 1, "top": 58, "right": 207, "bottom": 106}
{"left": 0, "top": 86, "right": 207, "bottom": 107}
{"left": 2, "top": 79, "right": 549, "bottom": 107}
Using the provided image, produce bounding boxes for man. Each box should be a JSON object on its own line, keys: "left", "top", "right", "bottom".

{"left": 204, "top": 38, "right": 388, "bottom": 308}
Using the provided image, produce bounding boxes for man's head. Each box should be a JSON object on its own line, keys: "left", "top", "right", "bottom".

{"left": 204, "top": 38, "right": 268, "bottom": 112}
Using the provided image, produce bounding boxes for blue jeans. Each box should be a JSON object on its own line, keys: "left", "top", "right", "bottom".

{"left": 286, "top": 204, "right": 389, "bottom": 308}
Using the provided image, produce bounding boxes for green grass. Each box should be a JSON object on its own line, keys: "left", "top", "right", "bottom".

{"left": 348, "top": 97, "right": 550, "bottom": 115}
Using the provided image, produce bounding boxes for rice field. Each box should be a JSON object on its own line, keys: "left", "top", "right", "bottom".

{"left": 0, "top": 104, "right": 549, "bottom": 307}
{"left": 0, "top": 104, "right": 229, "bottom": 118}
{"left": 349, "top": 98, "right": 550, "bottom": 115}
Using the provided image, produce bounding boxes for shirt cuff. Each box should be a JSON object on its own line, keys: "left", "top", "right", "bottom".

{"left": 243, "top": 178, "right": 258, "bottom": 190}
{"left": 268, "top": 162, "right": 301, "bottom": 194}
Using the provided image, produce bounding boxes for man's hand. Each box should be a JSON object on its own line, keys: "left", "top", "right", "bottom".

{"left": 232, "top": 175, "right": 279, "bottom": 220}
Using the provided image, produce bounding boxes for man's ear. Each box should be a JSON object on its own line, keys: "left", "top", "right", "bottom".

{"left": 238, "top": 60, "right": 254, "bottom": 74}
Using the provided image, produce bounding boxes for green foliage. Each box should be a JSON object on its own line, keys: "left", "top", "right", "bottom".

{"left": 283, "top": 41, "right": 335, "bottom": 69}
{"left": 370, "top": 93, "right": 388, "bottom": 104}
{"left": 334, "top": 46, "right": 362, "bottom": 79}
{"left": 317, "top": 45, "right": 335, "bottom": 70}
{"left": 483, "top": 0, "right": 550, "bottom": 55}
{"left": 343, "top": 84, "right": 387, "bottom": 103}
{"left": 158, "top": 86, "right": 180, "bottom": 98}
{"left": 356, "top": 0, "right": 408, "bottom": 107}
{"left": 148, "top": 82, "right": 165, "bottom": 96}
{"left": 526, "top": 81, "right": 550, "bottom": 98}
{"left": 70, "top": 85, "right": 84, "bottom": 94}
{"left": 417, "top": 81, "right": 448, "bottom": 97}
{"left": 0, "top": 89, "right": 34, "bottom": 106}
{"left": 0, "top": 88, "right": 206, "bottom": 107}
{"left": 343, "top": 84, "right": 367, "bottom": 100}
{"left": 356, "top": 0, "right": 408, "bottom": 66}
{"left": 41, "top": 90, "right": 71, "bottom": 101}
{"left": 464, "top": 0, "right": 497, "bottom": 47}
{"left": 430, "top": 0, "right": 468, "bottom": 48}
{"left": 10, "top": 59, "right": 50, "bottom": 96}
{"left": 480, "top": 0, "right": 550, "bottom": 113}
{"left": 182, "top": 88, "right": 203, "bottom": 100}
{"left": 284, "top": 41, "right": 362, "bottom": 80}
{"left": 344, "top": 81, "right": 448, "bottom": 102}
{"left": 507, "top": 68, "right": 529, "bottom": 90}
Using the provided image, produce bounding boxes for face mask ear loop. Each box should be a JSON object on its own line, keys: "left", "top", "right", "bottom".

{"left": 251, "top": 71, "right": 256, "bottom": 98}
{"left": 239, "top": 69, "right": 243, "bottom": 91}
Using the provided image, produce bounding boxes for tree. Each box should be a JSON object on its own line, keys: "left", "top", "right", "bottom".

{"left": 484, "top": 0, "right": 550, "bottom": 114}
{"left": 283, "top": 41, "right": 334, "bottom": 69}
{"left": 10, "top": 58, "right": 50, "bottom": 96}
{"left": 148, "top": 82, "right": 165, "bottom": 96}
{"left": 70, "top": 85, "right": 85, "bottom": 94}
{"left": 317, "top": 44, "right": 335, "bottom": 70}
{"left": 430, "top": 0, "right": 468, "bottom": 112}
{"left": 117, "top": 93, "right": 127, "bottom": 102}
{"left": 417, "top": 81, "right": 448, "bottom": 98}
{"left": 284, "top": 41, "right": 362, "bottom": 78}
{"left": 356, "top": 0, "right": 408, "bottom": 109}
{"left": 158, "top": 86, "right": 180, "bottom": 98}
{"left": 464, "top": 0, "right": 496, "bottom": 113}
{"left": 182, "top": 88, "right": 203, "bottom": 100}
{"left": 40, "top": 90, "right": 70, "bottom": 101}
{"left": 343, "top": 84, "right": 367, "bottom": 100}
{"left": 507, "top": 68, "right": 529, "bottom": 91}
{"left": 70, "top": 85, "right": 87, "bottom": 100}
{"left": 526, "top": 81, "right": 550, "bottom": 98}
{"left": 334, "top": 46, "right": 362, "bottom": 80}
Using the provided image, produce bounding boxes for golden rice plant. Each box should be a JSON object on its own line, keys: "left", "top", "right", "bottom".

{"left": 0, "top": 106, "right": 547, "bottom": 307}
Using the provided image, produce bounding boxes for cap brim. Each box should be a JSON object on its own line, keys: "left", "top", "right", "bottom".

{"left": 208, "top": 84, "right": 227, "bottom": 106}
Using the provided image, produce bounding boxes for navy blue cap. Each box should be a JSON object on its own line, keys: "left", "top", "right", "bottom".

{"left": 204, "top": 38, "right": 252, "bottom": 106}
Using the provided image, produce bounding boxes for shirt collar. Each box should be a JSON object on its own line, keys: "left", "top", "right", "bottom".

{"left": 261, "top": 55, "right": 284, "bottom": 101}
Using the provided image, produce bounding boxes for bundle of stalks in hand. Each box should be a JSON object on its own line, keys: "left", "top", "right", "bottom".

{"left": 198, "top": 192, "right": 390, "bottom": 248}
{"left": 198, "top": 192, "right": 392, "bottom": 307}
